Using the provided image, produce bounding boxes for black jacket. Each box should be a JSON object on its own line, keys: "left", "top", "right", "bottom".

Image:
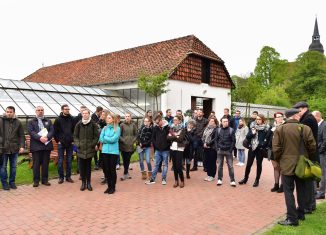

{"left": 152, "top": 124, "right": 170, "bottom": 151}
{"left": 300, "top": 110, "right": 319, "bottom": 161}
{"left": 137, "top": 125, "right": 153, "bottom": 148}
{"left": 246, "top": 126, "right": 269, "bottom": 150}
{"left": 54, "top": 113, "right": 75, "bottom": 146}
{"left": 194, "top": 117, "right": 208, "bottom": 138}
{"left": 28, "top": 117, "right": 54, "bottom": 152}
{"left": 317, "top": 120, "right": 326, "bottom": 154}
{"left": 215, "top": 127, "right": 235, "bottom": 151}
{"left": 91, "top": 113, "right": 100, "bottom": 124}
{"left": 0, "top": 116, "right": 25, "bottom": 154}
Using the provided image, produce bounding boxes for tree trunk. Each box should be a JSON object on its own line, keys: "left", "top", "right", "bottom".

{"left": 155, "top": 95, "right": 158, "bottom": 112}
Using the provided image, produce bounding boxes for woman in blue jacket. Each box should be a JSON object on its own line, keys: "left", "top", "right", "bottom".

{"left": 99, "top": 113, "right": 121, "bottom": 194}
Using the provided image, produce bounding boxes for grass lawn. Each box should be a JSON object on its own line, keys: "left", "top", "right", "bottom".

{"left": 1, "top": 152, "right": 140, "bottom": 188}
{"left": 264, "top": 201, "right": 326, "bottom": 235}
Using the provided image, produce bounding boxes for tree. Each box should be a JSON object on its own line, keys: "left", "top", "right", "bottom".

{"left": 255, "top": 85, "right": 291, "bottom": 107}
{"left": 254, "top": 46, "right": 288, "bottom": 87}
{"left": 137, "top": 72, "right": 169, "bottom": 111}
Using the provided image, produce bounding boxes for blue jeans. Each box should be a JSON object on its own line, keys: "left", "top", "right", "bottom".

{"left": 138, "top": 147, "right": 152, "bottom": 172}
{"left": 237, "top": 149, "right": 246, "bottom": 164}
{"left": 151, "top": 150, "right": 169, "bottom": 181}
{"left": 1, "top": 153, "right": 18, "bottom": 186}
{"left": 57, "top": 144, "right": 73, "bottom": 179}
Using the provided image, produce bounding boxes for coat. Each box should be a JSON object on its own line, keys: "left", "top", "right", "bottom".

{"left": 100, "top": 125, "right": 121, "bottom": 155}
{"left": 235, "top": 126, "right": 249, "bottom": 150}
{"left": 0, "top": 116, "right": 25, "bottom": 154}
{"left": 28, "top": 117, "right": 54, "bottom": 152}
{"left": 74, "top": 120, "right": 99, "bottom": 159}
{"left": 119, "top": 121, "right": 137, "bottom": 152}
{"left": 167, "top": 128, "right": 187, "bottom": 150}
{"left": 137, "top": 125, "right": 153, "bottom": 148}
{"left": 272, "top": 119, "right": 316, "bottom": 175}
{"left": 317, "top": 120, "right": 326, "bottom": 155}
{"left": 300, "top": 110, "right": 319, "bottom": 161}
{"left": 152, "top": 123, "right": 170, "bottom": 151}
{"left": 54, "top": 113, "right": 75, "bottom": 147}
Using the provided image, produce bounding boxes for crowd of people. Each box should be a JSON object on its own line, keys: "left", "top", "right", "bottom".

{"left": 0, "top": 101, "right": 325, "bottom": 227}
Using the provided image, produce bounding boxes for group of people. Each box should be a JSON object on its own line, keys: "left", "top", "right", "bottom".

{"left": 0, "top": 102, "right": 325, "bottom": 223}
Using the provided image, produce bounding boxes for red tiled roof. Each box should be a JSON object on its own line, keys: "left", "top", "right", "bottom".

{"left": 24, "top": 35, "right": 225, "bottom": 86}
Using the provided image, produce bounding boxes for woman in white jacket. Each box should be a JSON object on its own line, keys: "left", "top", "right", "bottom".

{"left": 235, "top": 118, "right": 249, "bottom": 166}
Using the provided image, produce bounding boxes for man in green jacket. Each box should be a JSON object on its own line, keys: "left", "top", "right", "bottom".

{"left": 119, "top": 113, "right": 137, "bottom": 180}
{"left": 0, "top": 106, "right": 25, "bottom": 190}
{"left": 273, "top": 108, "right": 316, "bottom": 226}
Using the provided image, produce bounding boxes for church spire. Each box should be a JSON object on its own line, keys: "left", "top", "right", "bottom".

{"left": 309, "top": 17, "right": 324, "bottom": 54}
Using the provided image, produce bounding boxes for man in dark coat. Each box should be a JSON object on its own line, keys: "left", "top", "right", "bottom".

{"left": 273, "top": 109, "right": 316, "bottom": 226}
{"left": 54, "top": 104, "right": 75, "bottom": 184}
{"left": 0, "top": 106, "right": 25, "bottom": 190}
{"left": 91, "top": 106, "right": 103, "bottom": 170}
{"left": 312, "top": 111, "right": 326, "bottom": 199}
{"left": 28, "top": 106, "right": 54, "bottom": 187}
{"left": 293, "top": 101, "right": 319, "bottom": 213}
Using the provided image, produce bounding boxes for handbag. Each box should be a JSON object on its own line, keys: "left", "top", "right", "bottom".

{"left": 295, "top": 125, "right": 322, "bottom": 180}
{"left": 242, "top": 138, "right": 250, "bottom": 149}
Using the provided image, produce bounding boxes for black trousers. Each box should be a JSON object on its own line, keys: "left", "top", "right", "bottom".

{"left": 32, "top": 150, "right": 51, "bottom": 183}
{"left": 304, "top": 179, "right": 316, "bottom": 211}
{"left": 282, "top": 175, "right": 305, "bottom": 222}
{"left": 79, "top": 157, "right": 92, "bottom": 182}
{"left": 244, "top": 148, "right": 264, "bottom": 180}
{"left": 103, "top": 154, "right": 117, "bottom": 190}
{"left": 99, "top": 151, "right": 106, "bottom": 178}
{"left": 205, "top": 148, "right": 217, "bottom": 177}
{"left": 93, "top": 152, "right": 99, "bottom": 167}
{"left": 171, "top": 150, "right": 184, "bottom": 181}
{"left": 121, "top": 151, "right": 132, "bottom": 175}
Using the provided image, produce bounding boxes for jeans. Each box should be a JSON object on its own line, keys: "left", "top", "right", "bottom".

{"left": 217, "top": 150, "right": 235, "bottom": 181}
{"left": 237, "top": 149, "right": 246, "bottom": 164}
{"left": 121, "top": 151, "right": 132, "bottom": 175}
{"left": 282, "top": 175, "right": 305, "bottom": 222}
{"left": 1, "top": 153, "right": 18, "bottom": 186}
{"left": 151, "top": 150, "right": 169, "bottom": 181}
{"left": 318, "top": 154, "right": 326, "bottom": 195}
{"left": 138, "top": 147, "right": 152, "bottom": 172}
{"left": 193, "top": 137, "right": 203, "bottom": 168}
{"left": 171, "top": 150, "right": 184, "bottom": 181}
{"left": 205, "top": 148, "right": 217, "bottom": 177}
{"left": 32, "top": 150, "right": 51, "bottom": 183}
{"left": 103, "top": 154, "right": 118, "bottom": 190}
{"left": 79, "top": 157, "right": 92, "bottom": 182}
{"left": 57, "top": 143, "right": 73, "bottom": 179}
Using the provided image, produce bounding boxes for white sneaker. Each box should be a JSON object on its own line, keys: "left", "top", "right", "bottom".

{"left": 162, "top": 179, "right": 167, "bottom": 185}
{"left": 207, "top": 176, "right": 214, "bottom": 182}
{"left": 204, "top": 176, "right": 209, "bottom": 181}
{"left": 145, "top": 179, "right": 155, "bottom": 185}
{"left": 239, "top": 163, "right": 245, "bottom": 166}
{"left": 217, "top": 179, "right": 223, "bottom": 186}
{"left": 230, "top": 181, "right": 236, "bottom": 187}
{"left": 235, "top": 162, "right": 240, "bottom": 166}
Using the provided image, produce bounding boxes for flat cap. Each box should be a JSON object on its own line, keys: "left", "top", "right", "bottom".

{"left": 285, "top": 108, "right": 300, "bottom": 118}
{"left": 292, "top": 101, "right": 308, "bottom": 109}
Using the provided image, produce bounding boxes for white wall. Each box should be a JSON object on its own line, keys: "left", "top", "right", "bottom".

{"left": 163, "top": 80, "right": 231, "bottom": 119}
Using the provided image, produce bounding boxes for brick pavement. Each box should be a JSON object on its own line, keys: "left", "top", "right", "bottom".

{"left": 0, "top": 159, "right": 287, "bottom": 235}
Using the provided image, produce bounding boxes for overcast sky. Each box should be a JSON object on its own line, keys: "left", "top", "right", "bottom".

{"left": 0, "top": 0, "right": 325, "bottom": 80}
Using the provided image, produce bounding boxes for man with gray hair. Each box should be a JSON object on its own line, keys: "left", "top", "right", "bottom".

{"left": 273, "top": 108, "right": 316, "bottom": 226}
{"left": 312, "top": 111, "right": 326, "bottom": 199}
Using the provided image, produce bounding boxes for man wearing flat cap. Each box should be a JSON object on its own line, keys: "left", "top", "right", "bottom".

{"left": 293, "top": 101, "right": 319, "bottom": 213}
{"left": 273, "top": 108, "right": 316, "bottom": 226}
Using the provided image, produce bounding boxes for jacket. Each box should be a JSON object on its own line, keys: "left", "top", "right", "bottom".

{"left": 100, "top": 125, "right": 121, "bottom": 155}
{"left": 74, "top": 120, "right": 99, "bottom": 159}
{"left": 272, "top": 119, "right": 316, "bottom": 175}
{"left": 152, "top": 123, "right": 170, "bottom": 151}
{"left": 300, "top": 110, "right": 319, "bottom": 162}
{"left": 194, "top": 117, "right": 208, "bottom": 138}
{"left": 119, "top": 121, "right": 137, "bottom": 152}
{"left": 54, "top": 113, "right": 75, "bottom": 146}
{"left": 28, "top": 117, "right": 54, "bottom": 152}
{"left": 246, "top": 125, "right": 270, "bottom": 150}
{"left": 137, "top": 125, "right": 153, "bottom": 148}
{"left": 167, "top": 128, "right": 187, "bottom": 150}
{"left": 235, "top": 126, "right": 249, "bottom": 150}
{"left": 0, "top": 116, "right": 25, "bottom": 154}
{"left": 317, "top": 120, "right": 326, "bottom": 154}
{"left": 215, "top": 127, "right": 235, "bottom": 151}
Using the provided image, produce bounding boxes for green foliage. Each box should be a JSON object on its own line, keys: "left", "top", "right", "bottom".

{"left": 308, "top": 96, "right": 326, "bottom": 116}
{"left": 264, "top": 202, "right": 326, "bottom": 235}
{"left": 137, "top": 72, "right": 169, "bottom": 111}
{"left": 255, "top": 86, "right": 290, "bottom": 107}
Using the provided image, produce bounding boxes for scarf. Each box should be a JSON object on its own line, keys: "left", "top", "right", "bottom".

{"left": 82, "top": 117, "right": 91, "bottom": 125}
{"left": 202, "top": 125, "right": 215, "bottom": 144}
{"left": 37, "top": 116, "right": 44, "bottom": 131}
{"left": 251, "top": 123, "right": 269, "bottom": 151}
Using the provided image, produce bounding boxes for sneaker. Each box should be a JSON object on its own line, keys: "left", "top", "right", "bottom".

{"left": 204, "top": 176, "right": 210, "bottom": 181}
{"left": 230, "top": 181, "right": 236, "bottom": 187}
{"left": 239, "top": 163, "right": 245, "bottom": 166}
{"left": 162, "top": 179, "right": 167, "bottom": 185}
{"left": 120, "top": 174, "right": 128, "bottom": 181}
{"left": 116, "top": 165, "right": 120, "bottom": 170}
{"left": 235, "top": 162, "right": 240, "bottom": 166}
{"left": 217, "top": 179, "right": 223, "bottom": 186}
{"left": 145, "top": 179, "right": 155, "bottom": 185}
{"left": 207, "top": 176, "right": 214, "bottom": 182}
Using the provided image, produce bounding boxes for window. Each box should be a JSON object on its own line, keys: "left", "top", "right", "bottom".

{"left": 202, "top": 58, "right": 211, "bottom": 84}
